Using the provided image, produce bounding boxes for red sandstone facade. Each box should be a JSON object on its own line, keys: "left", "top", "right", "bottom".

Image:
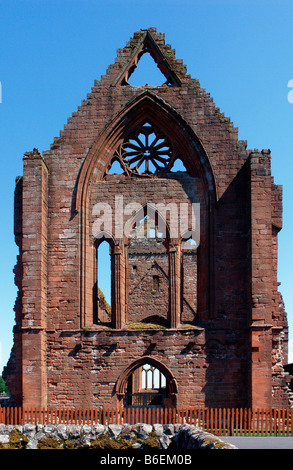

{"left": 4, "top": 29, "right": 291, "bottom": 409}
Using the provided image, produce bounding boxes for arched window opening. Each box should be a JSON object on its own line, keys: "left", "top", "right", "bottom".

{"left": 124, "top": 363, "right": 168, "bottom": 408}
{"left": 142, "top": 363, "right": 166, "bottom": 389}
{"left": 182, "top": 235, "right": 197, "bottom": 251}
{"left": 170, "top": 158, "right": 188, "bottom": 173}
{"left": 130, "top": 212, "right": 165, "bottom": 240}
{"left": 93, "top": 239, "right": 112, "bottom": 325}
{"left": 107, "top": 158, "right": 125, "bottom": 175}
{"left": 181, "top": 235, "right": 198, "bottom": 325}
{"left": 141, "top": 315, "right": 169, "bottom": 327}
{"left": 128, "top": 208, "right": 170, "bottom": 326}
{"left": 104, "top": 121, "right": 190, "bottom": 178}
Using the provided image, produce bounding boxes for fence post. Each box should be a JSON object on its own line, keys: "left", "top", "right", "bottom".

{"left": 219, "top": 408, "right": 222, "bottom": 435}
{"left": 285, "top": 409, "right": 289, "bottom": 436}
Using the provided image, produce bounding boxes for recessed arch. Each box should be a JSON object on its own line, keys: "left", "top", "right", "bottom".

{"left": 115, "top": 356, "right": 178, "bottom": 402}
{"left": 74, "top": 91, "right": 217, "bottom": 214}
{"left": 77, "top": 91, "right": 217, "bottom": 327}
{"left": 126, "top": 203, "right": 171, "bottom": 326}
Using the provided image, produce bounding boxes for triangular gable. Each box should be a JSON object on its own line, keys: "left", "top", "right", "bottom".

{"left": 112, "top": 29, "right": 183, "bottom": 87}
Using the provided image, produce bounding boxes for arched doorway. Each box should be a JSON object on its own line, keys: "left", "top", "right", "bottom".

{"left": 116, "top": 357, "right": 178, "bottom": 409}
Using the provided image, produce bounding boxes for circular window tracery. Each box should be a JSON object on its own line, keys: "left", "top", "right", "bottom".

{"left": 106, "top": 122, "right": 186, "bottom": 176}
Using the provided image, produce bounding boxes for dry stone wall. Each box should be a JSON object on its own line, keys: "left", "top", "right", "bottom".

{"left": 0, "top": 423, "right": 236, "bottom": 450}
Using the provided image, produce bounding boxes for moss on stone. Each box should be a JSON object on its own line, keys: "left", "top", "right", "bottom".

{"left": 5, "top": 429, "right": 29, "bottom": 449}
{"left": 90, "top": 432, "right": 132, "bottom": 449}
{"left": 37, "top": 436, "right": 62, "bottom": 449}
{"left": 202, "top": 437, "right": 226, "bottom": 449}
{"left": 128, "top": 321, "right": 166, "bottom": 330}
{"left": 63, "top": 438, "right": 83, "bottom": 449}
{"left": 143, "top": 429, "right": 160, "bottom": 448}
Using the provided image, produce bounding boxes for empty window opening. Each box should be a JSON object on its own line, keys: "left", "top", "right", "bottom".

{"left": 130, "top": 211, "right": 166, "bottom": 240}
{"left": 182, "top": 236, "right": 197, "bottom": 250}
{"left": 128, "top": 52, "right": 167, "bottom": 87}
{"left": 141, "top": 315, "right": 168, "bottom": 327}
{"left": 107, "top": 158, "right": 125, "bottom": 175}
{"left": 170, "top": 158, "right": 188, "bottom": 172}
{"left": 94, "top": 240, "right": 111, "bottom": 324}
{"left": 152, "top": 275, "right": 160, "bottom": 293}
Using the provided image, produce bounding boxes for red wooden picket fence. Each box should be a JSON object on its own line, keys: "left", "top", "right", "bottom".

{"left": 0, "top": 407, "right": 293, "bottom": 437}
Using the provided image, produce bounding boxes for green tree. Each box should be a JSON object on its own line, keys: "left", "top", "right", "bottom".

{"left": 0, "top": 376, "right": 9, "bottom": 394}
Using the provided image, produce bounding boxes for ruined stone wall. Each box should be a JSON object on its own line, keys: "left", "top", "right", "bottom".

{"left": 45, "top": 327, "right": 249, "bottom": 408}
{"left": 3, "top": 28, "right": 290, "bottom": 409}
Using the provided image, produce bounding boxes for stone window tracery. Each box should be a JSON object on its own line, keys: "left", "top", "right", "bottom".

{"left": 123, "top": 362, "right": 168, "bottom": 407}
{"left": 106, "top": 122, "right": 187, "bottom": 176}
{"left": 141, "top": 363, "right": 166, "bottom": 390}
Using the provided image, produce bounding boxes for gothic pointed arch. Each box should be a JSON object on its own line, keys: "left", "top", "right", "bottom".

{"left": 115, "top": 356, "right": 178, "bottom": 403}
{"left": 77, "top": 91, "right": 217, "bottom": 328}
{"left": 125, "top": 202, "right": 171, "bottom": 327}
{"left": 74, "top": 91, "right": 217, "bottom": 214}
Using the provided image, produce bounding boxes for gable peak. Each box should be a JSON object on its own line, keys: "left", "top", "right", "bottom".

{"left": 112, "top": 28, "right": 188, "bottom": 87}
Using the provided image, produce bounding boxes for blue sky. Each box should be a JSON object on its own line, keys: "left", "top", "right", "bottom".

{"left": 1, "top": 0, "right": 293, "bottom": 374}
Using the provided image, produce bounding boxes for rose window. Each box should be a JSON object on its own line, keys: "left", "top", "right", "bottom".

{"left": 106, "top": 122, "right": 186, "bottom": 176}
